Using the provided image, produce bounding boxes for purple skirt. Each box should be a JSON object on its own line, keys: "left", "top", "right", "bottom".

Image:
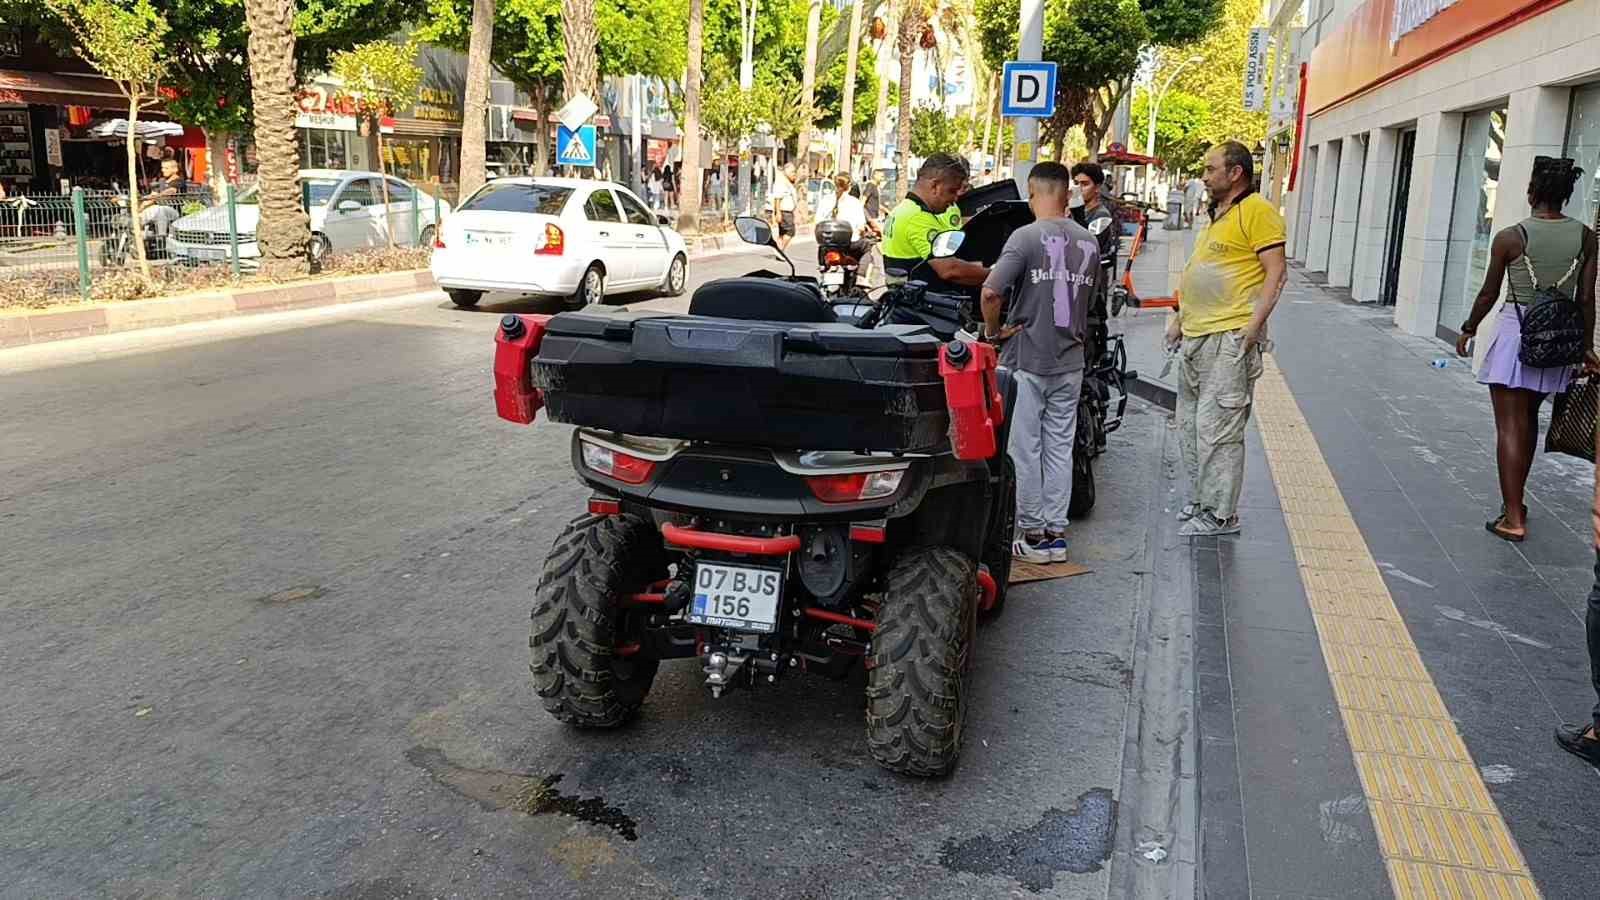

{"left": 1476, "top": 302, "right": 1575, "bottom": 393}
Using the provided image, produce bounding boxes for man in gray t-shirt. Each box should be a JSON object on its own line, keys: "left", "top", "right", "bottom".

{"left": 980, "top": 162, "right": 1100, "bottom": 564}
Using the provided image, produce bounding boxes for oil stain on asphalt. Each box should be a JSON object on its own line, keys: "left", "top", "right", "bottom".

{"left": 938, "top": 788, "right": 1118, "bottom": 891}
{"left": 405, "top": 746, "right": 639, "bottom": 841}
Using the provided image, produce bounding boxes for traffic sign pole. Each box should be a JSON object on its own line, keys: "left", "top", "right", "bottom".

{"left": 1012, "top": 0, "right": 1046, "bottom": 192}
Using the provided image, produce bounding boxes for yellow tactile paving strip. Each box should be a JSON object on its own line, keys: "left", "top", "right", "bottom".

{"left": 1252, "top": 357, "right": 1541, "bottom": 900}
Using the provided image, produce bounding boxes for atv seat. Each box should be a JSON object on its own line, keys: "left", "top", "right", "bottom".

{"left": 689, "top": 277, "right": 837, "bottom": 324}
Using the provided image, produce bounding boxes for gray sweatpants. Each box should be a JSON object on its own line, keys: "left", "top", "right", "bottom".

{"left": 1177, "top": 330, "right": 1264, "bottom": 520}
{"left": 1008, "top": 368, "right": 1084, "bottom": 534}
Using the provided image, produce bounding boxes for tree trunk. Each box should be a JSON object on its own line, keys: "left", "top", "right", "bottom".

{"left": 531, "top": 82, "right": 551, "bottom": 174}
{"left": 125, "top": 93, "right": 150, "bottom": 283}
{"left": 837, "top": 0, "right": 865, "bottom": 174}
{"left": 562, "top": 0, "right": 599, "bottom": 177}
{"left": 243, "top": 0, "right": 310, "bottom": 275}
{"left": 872, "top": 16, "right": 893, "bottom": 167}
{"left": 797, "top": 0, "right": 822, "bottom": 169}
{"left": 719, "top": 151, "right": 730, "bottom": 225}
{"left": 979, "top": 74, "right": 994, "bottom": 176}
{"left": 205, "top": 129, "right": 231, "bottom": 200}
{"left": 376, "top": 123, "right": 395, "bottom": 249}
{"left": 459, "top": 0, "right": 495, "bottom": 197}
{"left": 677, "top": 0, "right": 705, "bottom": 235}
{"left": 896, "top": 2, "right": 919, "bottom": 191}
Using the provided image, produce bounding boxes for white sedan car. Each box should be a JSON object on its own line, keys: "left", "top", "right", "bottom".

{"left": 166, "top": 169, "right": 449, "bottom": 266}
{"left": 430, "top": 178, "right": 689, "bottom": 309}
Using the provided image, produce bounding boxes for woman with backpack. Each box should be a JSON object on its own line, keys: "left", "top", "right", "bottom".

{"left": 1455, "top": 156, "right": 1598, "bottom": 542}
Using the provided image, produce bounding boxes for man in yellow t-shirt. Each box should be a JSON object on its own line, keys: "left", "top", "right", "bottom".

{"left": 1165, "top": 141, "right": 1288, "bottom": 537}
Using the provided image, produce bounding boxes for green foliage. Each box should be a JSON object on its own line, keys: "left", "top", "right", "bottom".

{"left": 699, "top": 76, "right": 759, "bottom": 145}
{"left": 1129, "top": 88, "right": 1210, "bottom": 172}
{"left": 330, "top": 38, "right": 424, "bottom": 115}
{"left": 753, "top": 74, "right": 816, "bottom": 142}
{"left": 973, "top": 0, "right": 1017, "bottom": 73}
{"left": 812, "top": 41, "right": 880, "bottom": 133}
{"left": 419, "top": 0, "right": 563, "bottom": 91}
{"left": 598, "top": 0, "right": 689, "bottom": 78}
{"left": 44, "top": 0, "right": 171, "bottom": 92}
{"left": 1045, "top": 0, "right": 1148, "bottom": 92}
{"left": 1139, "top": 0, "right": 1222, "bottom": 48}
{"left": 909, "top": 103, "right": 972, "bottom": 157}
{"left": 1152, "top": 0, "right": 1266, "bottom": 153}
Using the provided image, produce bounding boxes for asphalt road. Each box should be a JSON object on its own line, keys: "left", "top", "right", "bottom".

{"left": 1, "top": 249, "right": 1169, "bottom": 899}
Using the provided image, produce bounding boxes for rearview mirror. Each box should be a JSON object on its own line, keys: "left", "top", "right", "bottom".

{"left": 930, "top": 230, "right": 965, "bottom": 259}
{"left": 1087, "top": 217, "right": 1111, "bottom": 237}
{"left": 337, "top": 199, "right": 362, "bottom": 213}
{"left": 734, "top": 215, "right": 774, "bottom": 247}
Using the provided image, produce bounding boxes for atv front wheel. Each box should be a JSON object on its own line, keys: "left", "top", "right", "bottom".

{"left": 865, "top": 547, "right": 976, "bottom": 777}
{"left": 1069, "top": 452, "right": 1096, "bottom": 519}
{"left": 529, "top": 513, "right": 664, "bottom": 728}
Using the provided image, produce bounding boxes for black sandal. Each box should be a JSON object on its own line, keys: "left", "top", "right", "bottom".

{"left": 1485, "top": 515, "right": 1527, "bottom": 543}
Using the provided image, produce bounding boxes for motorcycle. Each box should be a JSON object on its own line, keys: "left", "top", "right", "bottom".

{"left": 100, "top": 196, "right": 173, "bottom": 269}
{"left": 813, "top": 218, "right": 876, "bottom": 302}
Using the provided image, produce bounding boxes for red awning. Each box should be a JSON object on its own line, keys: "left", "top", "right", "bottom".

{"left": 0, "top": 69, "right": 133, "bottom": 109}
{"left": 1099, "top": 148, "right": 1163, "bottom": 167}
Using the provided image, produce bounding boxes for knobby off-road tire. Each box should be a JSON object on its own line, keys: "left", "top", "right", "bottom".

{"left": 530, "top": 513, "right": 664, "bottom": 728}
{"left": 865, "top": 547, "right": 977, "bottom": 777}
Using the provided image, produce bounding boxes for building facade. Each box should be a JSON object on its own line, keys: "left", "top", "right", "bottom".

{"left": 1272, "top": 0, "right": 1600, "bottom": 341}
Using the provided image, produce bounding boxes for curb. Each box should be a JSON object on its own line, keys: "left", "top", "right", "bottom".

{"left": 687, "top": 234, "right": 816, "bottom": 258}
{"left": 0, "top": 269, "right": 435, "bottom": 350}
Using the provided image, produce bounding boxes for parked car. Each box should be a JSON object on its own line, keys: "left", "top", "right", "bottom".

{"left": 165, "top": 169, "right": 449, "bottom": 266}
{"left": 430, "top": 177, "right": 689, "bottom": 309}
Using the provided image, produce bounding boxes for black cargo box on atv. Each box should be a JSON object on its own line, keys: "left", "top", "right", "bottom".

{"left": 531, "top": 309, "right": 952, "bottom": 452}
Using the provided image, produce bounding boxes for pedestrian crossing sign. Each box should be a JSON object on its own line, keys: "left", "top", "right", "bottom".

{"left": 557, "top": 124, "right": 597, "bottom": 167}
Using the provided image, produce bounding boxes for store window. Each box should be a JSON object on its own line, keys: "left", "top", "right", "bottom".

{"left": 301, "top": 128, "right": 349, "bottom": 169}
{"left": 1438, "top": 106, "right": 1508, "bottom": 336}
{"left": 1564, "top": 83, "right": 1600, "bottom": 230}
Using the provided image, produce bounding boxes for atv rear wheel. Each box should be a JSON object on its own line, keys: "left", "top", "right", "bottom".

{"left": 1069, "top": 452, "right": 1096, "bottom": 519}
{"left": 865, "top": 547, "right": 976, "bottom": 777}
{"left": 529, "top": 513, "right": 664, "bottom": 728}
{"left": 979, "top": 457, "right": 1016, "bottom": 623}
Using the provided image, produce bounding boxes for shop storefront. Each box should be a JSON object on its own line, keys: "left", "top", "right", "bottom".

{"left": 383, "top": 46, "right": 465, "bottom": 199}
{"left": 1284, "top": 0, "right": 1600, "bottom": 339}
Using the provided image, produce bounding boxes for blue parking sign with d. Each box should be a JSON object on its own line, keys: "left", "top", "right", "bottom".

{"left": 556, "top": 124, "right": 597, "bottom": 167}
{"left": 1000, "top": 61, "right": 1058, "bottom": 118}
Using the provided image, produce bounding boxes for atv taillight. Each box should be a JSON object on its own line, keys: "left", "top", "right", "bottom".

{"left": 805, "top": 470, "right": 905, "bottom": 503}
{"left": 494, "top": 314, "right": 551, "bottom": 424}
{"left": 823, "top": 249, "right": 844, "bottom": 266}
{"left": 536, "top": 222, "right": 564, "bottom": 255}
{"left": 434, "top": 232, "right": 446, "bottom": 249}
{"left": 580, "top": 439, "right": 655, "bottom": 484}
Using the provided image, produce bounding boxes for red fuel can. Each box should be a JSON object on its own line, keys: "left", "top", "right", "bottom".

{"left": 493, "top": 314, "right": 551, "bottom": 424}
{"left": 937, "top": 339, "right": 1003, "bottom": 460}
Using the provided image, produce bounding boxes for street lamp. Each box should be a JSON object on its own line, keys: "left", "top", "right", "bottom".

{"left": 1145, "top": 55, "right": 1204, "bottom": 201}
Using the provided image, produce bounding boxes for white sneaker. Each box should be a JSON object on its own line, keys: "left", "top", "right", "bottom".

{"left": 1179, "top": 511, "right": 1241, "bottom": 537}
{"left": 1012, "top": 535, "right": 1053, "bottom": 563}
{"left": 1176, "top": 502, "right": 1200, "bottom": 522}
{"left": 1044, "top": 535, "right": 1068, "bottom": 562}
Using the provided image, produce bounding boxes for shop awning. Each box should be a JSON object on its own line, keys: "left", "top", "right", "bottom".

{"left": 1098, "top": 147, "right": 1163, "bottom": 167}
{"left": 0, "top": 69, "right": 131, "bottom": 109}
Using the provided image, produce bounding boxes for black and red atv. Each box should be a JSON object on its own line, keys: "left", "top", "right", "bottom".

{"left": 491, "top": 218, "right": 1016, "bottom": 776}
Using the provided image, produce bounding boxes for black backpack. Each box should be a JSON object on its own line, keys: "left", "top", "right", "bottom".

{"left": 1513, "top": 224, "right": 1587, "bottom": 369}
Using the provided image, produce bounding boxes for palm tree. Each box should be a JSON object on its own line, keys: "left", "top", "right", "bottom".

{"left": 837, "top": 0, "right": 866, "bottom": 174}
{"left": 895, "top": 0, "right": 926, "bottom": 189}
{"left": 459, "top": 0, "right": 496, "bottom": 196}
{"left": 676, "top": 0, "right": 705, "bottom": 235}
{"left": 797, "top": 0, "right": 823, "bottom": 170}
{"left": 242, "top": 0, "right": 310, "bottom": 275}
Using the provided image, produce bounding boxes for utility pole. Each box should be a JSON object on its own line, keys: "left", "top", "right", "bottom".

{"left": 736, "top": 0, "right": 757, "bottom": 215}
{"left": 1012, "top": 0, "right": 1044, "bottom": 192}
{"left": 631, "top": 75, "right": 644, "bottom": 196}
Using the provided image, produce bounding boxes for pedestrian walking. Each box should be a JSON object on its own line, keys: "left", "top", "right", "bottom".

{"left": 663, "top": 163, "right": 677, "bottom": 210}
{"left": 770, "top": 163, "right": 799, "bottom": 251}
{"left": 647, "top": 166, "right": 663, "bottom": 210}
{"left": 1168, "top": 142, "right": 1289, "bottom": 537}
{"left": 1455, "top": 156, "right": 1598, "bottom": 542}
{"left": 979, "top": 161, "right": 1100, "bottom": 562}
{"left": 1184, "top": 175, "right": 1205, "bottom": 227}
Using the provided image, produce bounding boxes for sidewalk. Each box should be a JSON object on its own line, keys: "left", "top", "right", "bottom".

{"left": 1188, "top": 267, "right": 1598, "bottom": 898}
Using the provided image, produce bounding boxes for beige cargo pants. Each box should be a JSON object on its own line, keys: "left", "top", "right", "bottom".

{"left": 1177, "top": 330, "right": 1265, "bottom": 521}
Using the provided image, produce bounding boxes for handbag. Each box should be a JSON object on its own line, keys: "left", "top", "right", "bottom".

{"left": 1546, "top": 377, "right": 1599, "bottom": 462}
{"left": 1513, "top": 224, "right": 1587, "bottom": 369}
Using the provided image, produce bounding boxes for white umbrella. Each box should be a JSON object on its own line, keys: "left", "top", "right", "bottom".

{"left": 88, "top": 119, "right": 185, "bottom": 140}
